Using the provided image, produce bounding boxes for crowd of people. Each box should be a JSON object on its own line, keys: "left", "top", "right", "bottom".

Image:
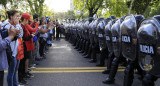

{"left": 64, "top": 15, "right": 160, "bottom": 86}
{"left": 0, "top": 10, "right": 64, "bottom": 86}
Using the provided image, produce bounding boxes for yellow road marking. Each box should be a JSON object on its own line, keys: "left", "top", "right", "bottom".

{"left": 4, "top": 67, "right": 126, "bottom": 73}
{"left": 30, "top": 69, "right": 125, "bottom": 73}
{"left": 35, "top": 67, "right": 125, "bottom": 70}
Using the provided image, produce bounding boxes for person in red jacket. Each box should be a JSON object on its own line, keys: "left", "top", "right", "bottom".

{"left": 20, "top": 13, "right": 39, "bottom": 83}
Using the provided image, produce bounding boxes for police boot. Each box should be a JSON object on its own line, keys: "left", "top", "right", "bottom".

{"left": 96, "top": 58, "right": 105, "bottom": 67}
{"left": 79, "top": 39, "right": 84, "bottom": 52}
{"left": 96, "top": 49, "right": 107, "bottom": 67}
{"left": 88, "top": 59, "right": 97, "bottom": 63}
{"left": 96, "top": 56, "right": 105, "bottom": 66}
{"left": 76, "top": 38, "right": 81, "bottom": 49}
{"left": 102, "top": 53, "right": 114, "bottom": 74}
{"left": 77, "top": 39, "right": 83, "bottom": 51}
{"left": 103, "top": 57, "right": 119, "bottom": 84}
{"left": 142, "top": 73, "right": 157, "bottom": 86}
{"left": 89, "top": 47, "right": 97, "bottom": 63}
{"left": 84, "top": 44, "right": 92, "bottom": 58}
{"left": 82, "top": 52, "right": 88, "bottom": 56}
{"left": 80, "top": 40, "right": 86, "bottom": 53}
{"left": 84, "top": 49, "right": 90, "bottom": 58}
{"left": 123, "top": 62, "right": 134, "bottom": 86}
{"left": 82, "top": 41, "right": 89, "bottom": 56}
{"left": 73, "top": 36, "right": 77, "bottom": 46}
{"left": 74, "top": 38, "right": 80, "bottom": 49}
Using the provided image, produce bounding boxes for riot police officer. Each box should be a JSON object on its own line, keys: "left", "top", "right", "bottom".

{"left": 137, "top": 15, "right": 160, "bottom": 86}
{"left": 79, "top": 20, "right": 89, "bottom": 54}
{"left": 88, "top": 18, "right": 104, "bottom": 63}
{"left": 103, "top": 17, "right": 127, "bottom": 84}
{"left": 102, "top": 16, "right": 116, "bottom": 74}
{"left": 120, "top": 14, "right": 145, "bottom": 86}
{"left": 74, "top": 21, "right": 82, "bottom": 50}
{"left": 96, "top": 18, "right": 111, "bottom": 67}
{"left": 82, "top": 18, "right": 94, "bottom": 56}
{"left": 84, "top": 20, "right": 95, "bottom": 59}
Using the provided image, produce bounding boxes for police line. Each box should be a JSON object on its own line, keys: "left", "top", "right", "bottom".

{"left": 63, "top": 14, "right": 160, "bottom": 86}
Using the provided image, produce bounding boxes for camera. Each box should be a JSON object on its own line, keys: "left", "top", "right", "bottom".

{"left": 0, "top": 29, "right": 18, "bottom": 40}
{"left": 0, "top": 29, "right": 8, "bottom": 39}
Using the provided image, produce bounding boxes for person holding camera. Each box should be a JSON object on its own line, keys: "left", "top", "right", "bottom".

{"left": 1, "top": 10, "right": 23, "bottom": 86}
{"left": 19, "top": 13, "right": 39, "bottom": 82}
{"left": 0, "top": 27, "right": 19, "bottom": 86}
{"left": 30, "top": 14, "right": 40, "bottom": 67}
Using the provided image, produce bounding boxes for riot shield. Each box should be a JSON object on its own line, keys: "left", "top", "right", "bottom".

{"left": 138, "top": 16, "right": 160, "bottom": 77}
{"left": 120, "top": 14, "right": 137, "bottom": 61}
{"left": 111, "top": 19, "right": 122, "bottom": 57}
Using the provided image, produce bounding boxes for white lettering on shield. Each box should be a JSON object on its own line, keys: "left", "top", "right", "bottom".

{"left": 112, "top": 37, "right": 117, "bottom": 42}
{"left": 140, "top": 45, "right": 154, "bottom": 54}
{"left": 98, "top": 34, "right": 103, "bottom": 38}
{"left": 122, "top": 36, "right": 130, "bottom": 43}
{"left": 106, "top": 36, "right": 110, "bottom": 41}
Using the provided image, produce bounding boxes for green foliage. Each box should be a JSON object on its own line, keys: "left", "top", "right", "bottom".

{"left": 26, "top": 0, "right": 45, "bottom": 17}
{"left": 42, "top": 4, "right": 54, "bottom": 18}
{"left": 73, "top": 0, "right": 104, "bottom": 17}
{"left": 1, "top": 0, "right": 160, "bottom": 20}
{"left": 0, "top": 0, "right": 8, "bottom": 9}
{"left": 104, "top": 0, "right": 129, "bottom": 18}
{"left": 126, "top": 0, "right": 160, "bottom": 15}
{"left": 148, "top": 2, "right": 160, "bottom": 17}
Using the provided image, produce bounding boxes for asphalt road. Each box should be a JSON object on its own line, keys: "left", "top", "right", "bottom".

{"left": 4, "top": 39, "right": 160, "bottom": 86}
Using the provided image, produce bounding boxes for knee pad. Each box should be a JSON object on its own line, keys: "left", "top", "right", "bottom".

{"left": 112, "top": 58, "right": 119, "bottom": 65}
{"left": 124, "top": 64, "right": 134, "bottom": 74}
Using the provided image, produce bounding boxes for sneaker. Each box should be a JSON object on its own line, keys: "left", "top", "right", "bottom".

{"left": 33, "top": 64, "right": 36, "bottom": 67}
{"left": 27, "top": 72, "right": 34, "bottom": 78}
{"left": 19, "top": 79, "right": 28, "bottom": 85}
{"left": 28, "top": 69, "right": 32, "bottom": 72}
{"left": 30, "top": 66, "right": 36, "bottom": 69}
{"left": 24, "top": 74, "right": 31, "bottom": 79}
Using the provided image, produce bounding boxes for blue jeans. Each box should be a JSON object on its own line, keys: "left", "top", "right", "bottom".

{"left": 7, "top": 57, "right": 20, "bottom": 86}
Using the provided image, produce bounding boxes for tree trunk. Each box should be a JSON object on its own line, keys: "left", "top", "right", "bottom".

{"left": 89, "top": 9, "right": 94, "bottom": 17}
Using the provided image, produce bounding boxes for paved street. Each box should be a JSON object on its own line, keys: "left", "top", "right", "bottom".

{"left": 4, "top": 39, "right": 160, "bottom": 86}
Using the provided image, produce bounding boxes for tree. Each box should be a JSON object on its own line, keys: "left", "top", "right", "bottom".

{"left": 126, "top": 0, "right": 159, "bottom": 15}
{"left": 73, "top": 0, "right": 104, "bottom": 17}
{"left": 42, "top": 4, "right": 54, "bottom": 18}
{"left": 66, "top": 10, "right": 76, "bottom": 19}
{"left": 87, "top": 0, "right": 104, "bottom": 17}
{"left": 104, "top": 0, "right": 129, "bottom": 17}
{"left": 148, "top": 2, "right": 160, "bottom": 17}
{"left": 26, "top": 0, "right": 45, "bottom": 17}
{"left": 0, "top": 0, "right": 9, "bottom": 9}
